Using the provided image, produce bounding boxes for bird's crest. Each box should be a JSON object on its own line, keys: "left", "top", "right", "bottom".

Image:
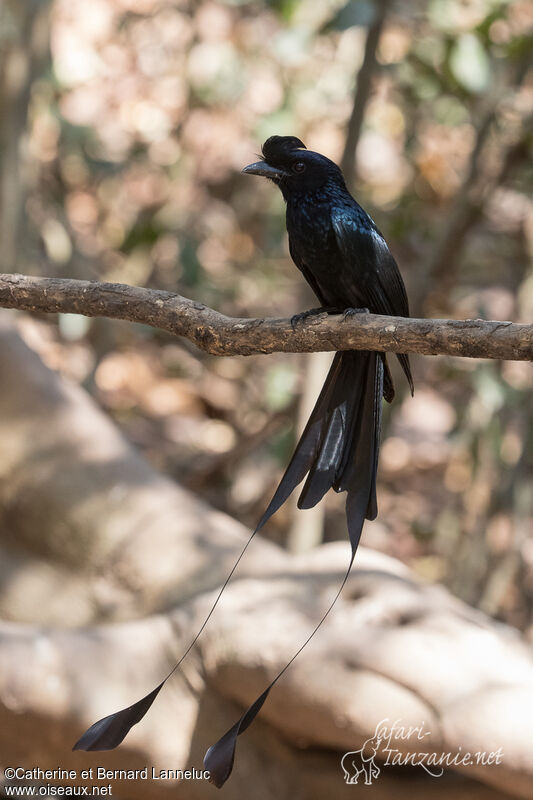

{"left": 261, "top": 135, "right": 306, "bottom": 163}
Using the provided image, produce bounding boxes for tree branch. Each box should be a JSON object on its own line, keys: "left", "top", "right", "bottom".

{"left": 0, "top": 273, "right": 531, "bottom": 361}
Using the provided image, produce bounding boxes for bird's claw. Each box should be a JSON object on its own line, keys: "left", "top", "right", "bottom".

{"left": 290, "top": 307, "right": 328, "bottom": 330}
{"left": 343, "top": 307, "right": 369, "bottom": 319}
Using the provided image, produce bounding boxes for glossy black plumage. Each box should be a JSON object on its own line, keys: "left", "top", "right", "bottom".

{"left": 241, "top": 136, "right": 412, "bottom": 525}
{"left": 203, "top": 137, "right": 414, "bottom": 787}
{"left": 260, "top": 135, "right": 412, "bottom": 386}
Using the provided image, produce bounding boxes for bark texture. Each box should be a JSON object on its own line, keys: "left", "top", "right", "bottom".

{"left": 1, "top": 273, "right": 532, "bottom": 361}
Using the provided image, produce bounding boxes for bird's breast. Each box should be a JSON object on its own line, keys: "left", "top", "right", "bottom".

{"left": 286, "top": 194, "right": 369, "bottom": 308}
{"left": 286, "top": 198, "right": 337, "bottom": 266}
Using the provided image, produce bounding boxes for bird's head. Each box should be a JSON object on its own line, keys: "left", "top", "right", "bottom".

{"left": 242, "top": 135, "right": 344, "bottom": 197}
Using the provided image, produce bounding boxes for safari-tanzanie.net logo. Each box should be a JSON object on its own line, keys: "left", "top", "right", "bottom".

{"left": 341, "top": 718, "right": 503, "bottom": 785}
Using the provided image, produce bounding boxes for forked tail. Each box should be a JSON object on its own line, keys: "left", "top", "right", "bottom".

{"left": 73, "top": 350, "right": 384, "bottom": 790}
{"left": 257, "top": 349, "right": 383, "bottom": 552}
{"left": 204, "top": 350, "right": 384, "bottom": 785}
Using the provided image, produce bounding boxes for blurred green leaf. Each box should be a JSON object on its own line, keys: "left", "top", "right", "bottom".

{"left": 180, "top": 239, "right": 203, "bottom": 288}
{"left": 255, "top": 110, "right": 297, "bottom": 143}
{"left": 413, "top": 35, "right": 446, "bottom": 68}
{"left": 59, "top": 313, "right": 91, "bottom": 341}
{"left": 428, "top": 0, "right": 455, "bottom": 32}
{"left": 449, "top": 33, "right": 491, "bottom": 93}
{"left": 504, "top": 33, "right": 533, "bottom": 61}
{"left": 121, "top": 218, "right": 161, "bottom": 254}
{"left": 475, "top": 366, "right": 506, "bottom": 414}
{"left": 267, "top": 423, "right": 295, "bottom": 464}
{"left": 475, "top": 4, "right": 507, "bottom": 39}
{"left": 266, "top": 0, "right": 300, "bottom": 21}
{"left": 433, "top": 95, "right": 470, "bottom": 125}
{"left": 264, "top": 363, "right": 297, "bottom": 411}
{"left": 220, "top": 0, "right": 299, "bottom": 14}
{"left": 273, "top": 27, "right": 311, "bottom": 65}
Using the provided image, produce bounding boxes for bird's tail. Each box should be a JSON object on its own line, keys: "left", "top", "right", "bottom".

{"left": 203, "top": 350, "right": 384, "bottom": 786}
{"left": 73, "top": 350, "right": 384, "bottom": 786}
{"left": 256, "top": 349, "right": 383, "bottom": 552}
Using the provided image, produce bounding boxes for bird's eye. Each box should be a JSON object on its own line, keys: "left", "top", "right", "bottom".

{"left": 292, "top": 161, "right": 306, "bottom": 173}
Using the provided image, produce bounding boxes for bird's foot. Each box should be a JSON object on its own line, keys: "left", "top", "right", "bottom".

{"left": 291, "top": 306, "right": 334, "bottom": 329}
{"left": 343, "top": 307, "right": 369, "bottom": 319}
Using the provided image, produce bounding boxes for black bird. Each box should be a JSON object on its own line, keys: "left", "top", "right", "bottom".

{"left": 72, "top": 136, "right": 413, "bottom": 789}
{"left": 203, "top": 136, "right": 414, "bottom": 785}
{"left": 241, "top": 135, "right": 413, "bottom": 538}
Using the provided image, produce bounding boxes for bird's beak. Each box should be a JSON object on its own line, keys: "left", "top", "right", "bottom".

{"left": 242, "top": 161, "right": 289, "bottom": 180}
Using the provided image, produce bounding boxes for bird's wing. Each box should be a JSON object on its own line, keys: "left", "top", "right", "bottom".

{"left": 288, "top": 238, "right": 328, "bottom": 305}
{"left": 331, "top": 208, "right": 410, "bottom": 318}
{"left": 331, "top": 207, "right": 414, "bottom": 396}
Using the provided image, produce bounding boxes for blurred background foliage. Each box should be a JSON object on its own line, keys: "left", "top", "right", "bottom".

{"left": 1, "top": 0, "right": 532, "bottom": 628}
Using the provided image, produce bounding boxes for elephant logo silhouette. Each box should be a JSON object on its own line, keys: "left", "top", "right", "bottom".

{"left": 341, "top": 736, "right": 381, "bottom": 785}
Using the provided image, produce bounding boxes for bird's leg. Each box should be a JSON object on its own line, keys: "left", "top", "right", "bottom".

{"left": 342, "top": 307, "right": 369, "bottom": 318}
{"left": 290, "top": 306, "right": 341, "bottom": 329}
